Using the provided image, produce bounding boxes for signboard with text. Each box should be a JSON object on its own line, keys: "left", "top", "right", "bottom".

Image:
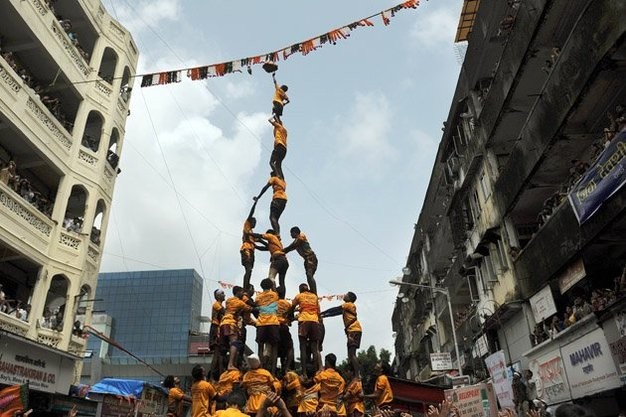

{"left": 529, "top": 285, "right": 557, "bottom": 323}
{"left": 528, "top": 348, "right": 571, "bottom": 405}
{"left": 558, "top": 259, "right": 586, "bottom": 294}
{"left": 444, "top": 383, "right": 498, "bottom": 417}
{"left": 484, "top": 351, "right": 514, "bottom": 408}
{"left": 603, "top": 307, "right": 626, "bottom": 383}
{"left": 0, "top": 335, "right": 76, "bottom": 394}
{"left": 561, "top": 327, "right": 621, "bottom": 398}
{"left": 431, "top": 352, "right": 453, "bottom": 371}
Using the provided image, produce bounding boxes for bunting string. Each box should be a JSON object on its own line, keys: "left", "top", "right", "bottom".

{"left": 217, "top": 280, "right": 345, "bottom": 303}
{"left": 139, "top": 0, "right": 419, "bottom": 87}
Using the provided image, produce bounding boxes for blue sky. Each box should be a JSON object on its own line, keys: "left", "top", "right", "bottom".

{"left": 101, "top": 0, "right": 464, "bottom": 362}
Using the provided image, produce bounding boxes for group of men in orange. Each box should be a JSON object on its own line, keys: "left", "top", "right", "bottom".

{"left": 170, "top": 70, "right": 393, "bottom": 417}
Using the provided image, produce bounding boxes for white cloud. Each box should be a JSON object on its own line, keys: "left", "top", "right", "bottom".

{"left": 336, "top": 91, "right": 394, "bottom": 166}
{"left": 410, "top": 6, "right": 458, "bottom": 48}
{"left": 111, "top": 0, "right": 181, "bottom": 34}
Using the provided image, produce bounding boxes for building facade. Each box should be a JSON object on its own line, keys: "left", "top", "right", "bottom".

{"left": 82, "top": 269, "right": 206, "bottom": 387}
{"left": 0, "top": 0, "right": 137, "bottom": 402}
{"left": 393, "top": 0, "right": 625, "bottom": 412}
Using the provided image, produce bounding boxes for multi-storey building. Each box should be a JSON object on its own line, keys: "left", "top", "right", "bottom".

{"left": 82, "top": 269, "right": 206, "bottom": 387}
{"left": 0, "top": 0, "right": 137, "bottom": 402}
{"left": 393, "top": 0, "right": 625, "bottom": 412}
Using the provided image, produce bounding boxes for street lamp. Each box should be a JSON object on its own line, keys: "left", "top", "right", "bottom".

{"left": 389, "top": 279, "right": 463, "bottom": 376}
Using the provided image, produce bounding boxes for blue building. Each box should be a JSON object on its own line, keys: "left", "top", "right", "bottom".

{"left": 82, "top": 269, "right": 207, "bottom": 385}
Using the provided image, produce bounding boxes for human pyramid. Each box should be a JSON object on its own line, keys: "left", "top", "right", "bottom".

{"left": 171, "top": 66, "right": 394, "bottom": 417}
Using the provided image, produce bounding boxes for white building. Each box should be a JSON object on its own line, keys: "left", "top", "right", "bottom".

{"left": 0, "top": 0, "right": 137, "bottom": 400}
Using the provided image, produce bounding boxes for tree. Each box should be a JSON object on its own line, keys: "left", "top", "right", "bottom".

{"left": 337, "top": 345, "right": 392, "bottom": 393}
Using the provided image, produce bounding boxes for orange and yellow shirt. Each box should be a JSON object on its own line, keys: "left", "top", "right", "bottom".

{"left": 216, "top": 369, "right": 242, "bottom": 397}
{"left": 277, "top": 299, "right": 292, "bottom": 326}
{"left": 273, "top": 86, "right": 288, "bottom": 104}
{"left": 297, "top": 384, "right": 320, "bottom": 414}
{"left": 213, "top": 408, "right": 249, "bottom": 417}
{"left": 292, "top": 291, "right": 320, "bottom": 322}
{"left": 191, "top": 380, "right": 216, "bottom": 417}
{"left": 242, "top": 368, "right": 277, "bottom": 413}
{"left": 282, "top": 371, "right": 303, "bottom": 409}
{"left": 220, "top": 297, "right": 251, "bottom": 328}
{"left": 256, "top": 290, "right": 279, "bottom": 326}
{"left": 342, "top": 302, "right": 362, "bottom": 333}
{"left": 273, "top": 124, "right": 287, "bottom": 148}
{"left": 262, "top": 233, "right": 284, "bottom": 257}
{"left": 345, "top": 378, "right": 365, "bottom": 414}
{"left": 268, "top": 176, "right": 287, "bottom": 201}
{"left": 240, "top": 219, "right": 255, "bottom": 252}
{"left": 211, "top": 301, "right": 224, "bottom": 326}
{"left": 167, "top": 387, "right": 185, "bottom": 416}
{"left": 374, "top": 375, "right": 393, "bottom": 406}
{"left": 314, "top": 368, "right": 345, "bottom": 411}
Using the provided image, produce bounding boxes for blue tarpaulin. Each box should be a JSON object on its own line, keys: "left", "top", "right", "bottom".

{"left": 89, "top": 378, "right": 166, "bottom": 397}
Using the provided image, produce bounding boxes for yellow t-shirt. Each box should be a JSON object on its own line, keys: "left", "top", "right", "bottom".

{"left": 242, "top": 368, "right": 277, "bottom": 413}
{"left": 191, "top": 380, "right": 216, "bottom": 417}
{"left": 212, "top": 301, "right": 224, "bottom": 325}
{"left": 256, "top": 290, "right": 279, "bottom": 326}
{"left": 342, "top": 302, "right": 362, "bottom": 332}
{"left": 216, "top": 369, "right": 242, "bottom": 396}
{"left": 292, "top": 291, "right": 320, "bottom": 322}
{"left": 262, "top": 233, "right": 284, "bottom": 257}
{"left": 282, "top": 371, "right": 303, "bottom": 409}
{"left": 277, "top": 299, "right": 292, "bottom": 325}
{"left": 268, "top": 176, "right": 287, "bottom": 201}
{"left": 213, "top": 408, "right": 250, "bottom": 417}
{"left": 273, "top": 86, "right": 288, "bottom": 104}
{"left": 273, "top": 124, "right": 287, "bottom": 148}
{"left": 374, "top": 375, "right": 393, "bottom": 406}
{"left": 240, "top": 219, "right": 255, "bottom": 251}
{"left": 168, "top": 387, "right": 185, "bottom": 416}
{"left": 345, "top": 379, "right": 365, "bottom": 414}
{"left": 297, "top": 384, "right": 320, "bottom": 413}
{"left": 314, "top": 368, "right": 345, "bottom": 411}
{"left": 220, "top": 297, "right": 251, "bottom": 327}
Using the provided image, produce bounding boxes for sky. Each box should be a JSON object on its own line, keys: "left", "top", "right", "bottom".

{"left": 100, "top": 0, "right": 464, "bottom": 364}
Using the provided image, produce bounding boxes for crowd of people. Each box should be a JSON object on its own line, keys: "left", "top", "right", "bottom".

{"left": 0, "top": 159, "right": 54, "bottom": 217}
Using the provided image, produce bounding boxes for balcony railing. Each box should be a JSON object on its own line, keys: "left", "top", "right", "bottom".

{"left": 0, "top": 311, "right": 30, "bottom": 337}
{"left": 0, "top": 181, "right": 54, "bottom": 238}
{"left": 37, "top": 327, "right": 63, "bottom": 348}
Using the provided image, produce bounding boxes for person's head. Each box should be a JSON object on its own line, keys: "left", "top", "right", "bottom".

{"left": 299, "top": 283, "right": 309, "bottom": 293}
{"left": 214, "top": 289, "right": 225, "bottom": 302}
{"left": 324, "top": 353, "right": 337, "bottom": 369}
{"left": 226, "top": 389, "right": 247, "bottom": 409}
{"left": 566, "top": 306, "right": 573, "bottom": 314}
{"left": 247, "top": 354, "right": 261, "bottom": 370}
{"left": 376, "top": 362, "right": 391, "bottom": 376}
{"left": 574, "top": 297, "right": 582, "bottom": 306}
{"left": 344, "top": 292, "right": 357, "bottom": 303}
{"left": 191, "top": 365, "right": 205, "bottom": 381}
{"left": 233, "top": 286, "right": 244, "bottom": 298}
{"left": 260, "top": 278, "right": 274, "bottom": 291}
{"left": 266, "top": 229, "right": 276, "bottom": 236}
{"left": 554, "top": 404, "right": 595, "bottom": 417}
{"left": 290, "top": 227, "right": 301, "bottom": 238}
{"left": 163, "top": 375, "right": 176, "bottom": 388}
{"left": 245, "top": 284, "right": 255, "bottom": 296}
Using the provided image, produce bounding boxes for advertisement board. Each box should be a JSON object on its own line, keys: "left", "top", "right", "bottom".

{"left": 484, "top": 351, "right": 514, "bottom": 408}
{"left": 0, "top": 334, "right": 76, "bottom": 394}
{"left": 527, "top": 349, "right": 571, "bottom": 405}
{"left": 604, "top": 307, "right": 626, "bottom": 384}
{"left": 431, "top": 352, "right": 453, "bottom": 371}
{"left": 561, "top": 327, "right": 621, "bottom": 398}
{"left": 444, "top": 383, "right": 498, "bottom": 417}
{"left": 529, "top": 285, "right": 557, "bottom": 323}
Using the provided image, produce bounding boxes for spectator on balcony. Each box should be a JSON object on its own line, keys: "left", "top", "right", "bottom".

{"left": 0, "top": 160, "right": 16, "bottom": 189}
{"left": 90, "top": 227, "right": 101, "bottom": 245}
{"left": 82, "top": 135, "right": 98, "bottom": 152}
{"left": 42, "top": 306, "right": 52, "bottom": 328}
{"left": 573, "top": 297, "right": 592, "bottom": 320}
{"left": 72, "top": 320, "right": 84, "bottom": 337}
{"left": 549, "top": 315, "right": 563, "bottom": 336}
{"left": 107, "top": 150, "right": 119, "bottom": 169}
{"left": 14, "top": 302, "right": 30, "bottom": 321}
{"left": 563, "top": 306, "right": 576, "bottom": 327}
{"left": 0, "top": 283, "right": 6, "bottom": 313}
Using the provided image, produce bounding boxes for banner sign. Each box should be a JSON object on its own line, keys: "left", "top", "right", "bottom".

{"left": 561, "top": 327, "right": 621, "bottom": 398}
{"left": 528, "top": 349, "right": 571, "bottom": 405}
{"left": 529, "top": 285, "right": 557, "bottom": 323}
{"left": 0, "top": 384, "right": 28, "bottom": 417}
{"left": 444, "top": 383, "right": 498, "bottom": 417}
{"left": 484, "top": 351, "right": 515, "bottom": 408}
{"left": 558, "top": 259, "right": 586, "bottom": 294}
{"left": 431, "top": 352, "right": 453, "bottom": 371}
{"left": 568, "top": 128, "right": 626, "bottom": 224}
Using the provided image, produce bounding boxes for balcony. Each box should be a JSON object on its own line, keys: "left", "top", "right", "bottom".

{"left": 0, "top": 311, "right": 31, "bottom": 338}
{"left": 37, "top": 326, "right": 63, "bottom": 349}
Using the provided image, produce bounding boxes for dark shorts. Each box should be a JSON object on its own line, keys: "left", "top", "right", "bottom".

{"left": 304, "top": 253, "right": 318, "bottom": 276}
{"left": 271, "top": 144, "right": 286, "bottom": 162}
{"left": 298, "top": 321, "right": 320, "bottom": 341}
{"left": 318, "top": 322, "right": 325, "bottom": 350}
{"left": 240, "top": 248, "right": 254, "bottom": 269}
{"left": 270, "top": 198, "right": 287, "bottom": 219}
{"left": 278, "top": 324, "right": 294, "bottom": 357}
{"left": 347, "top": 331, "right": 362, "bottom": 349}
{"left": 209, "top": 323, "right": 220, "bottom": 348}
{"left": 272, "top": 101, "right": 284, "bottom": 117}
{"left": 271, "top": 253, "right": 289, "bottom": 274}
{"left": 256, "top": 325, "right": 280, "bottom": 344}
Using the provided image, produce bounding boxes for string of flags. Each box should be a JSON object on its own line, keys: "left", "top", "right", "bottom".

{"left": 140, "top": 0, "right": 420, "bottom": 88}
{"left": 217, "top": 280, "right": 345, "bottom": 303}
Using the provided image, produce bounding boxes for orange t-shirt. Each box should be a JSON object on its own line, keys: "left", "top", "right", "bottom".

{"left": 292, "top": 291, "right": 320, "bottom": 322}
{"left": 211, "top": 301, "right": 224, "bottom": 326}
{"left": 256, "top": 290, "right": 279, "bottom": 326}
{"left": 240, "top": 219, "right": 254, "bottom": 251}
{"left": 374, "top": 375, "right": 393, "bottom": 406}
{"left": 345, "top": 378, "right": 365, "bottom": 414}
{"left": 168, "top": 386, "right": 185, "bottom": 416}
{"left": 262, "top": 233, "right": 284, "bottom": 257}
{"left": 220, "top": 297, "right": 251, "bottom": 327}
{"left": 242, "top": 368, "right": 277, "bottom": 413}
{"left": 216, "top": 369, "right": 242, "bottom": 396}
{"left": 297, "top": 384, "right": 320, "bottom": 414}
{"left": 268, "top": 176, "right": 287, "bottom": 201}
{"left": 342, "top": 302, "right": 362, "bottom": 332}
{"left": 314, "top": 368, "right": 345, "bottom": 411}
{"left": 191, "top": 380, "right": 216, "bottom": 417}
{"left": 273, "top": 85, "right": 288, "bottom": 104}
{"left": 282, "top": 371, "right": 303, "bottom": 409}
{"left": 277, "top": 299, "right": 292, "bottom": 325}
{"left": 273, "top": 124, "right": 287, "bottom": 148}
